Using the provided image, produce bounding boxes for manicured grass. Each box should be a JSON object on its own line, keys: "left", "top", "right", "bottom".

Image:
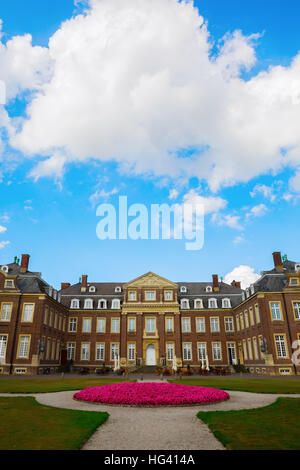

{"left": 0, "top": 377, "right": 132, "bottom": 393}
{"left": 0, "top": 396, "right": 108, "bottom": 450}
{"left": 170, "top": 377, "right": 300, "bottom": 394}
{"left": 197, "top": 398, "right": 300, "bottom": 450}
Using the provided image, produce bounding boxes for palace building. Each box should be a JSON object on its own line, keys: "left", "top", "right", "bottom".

{"left": 0, "top": 251, "right": 299, "bottom": 376}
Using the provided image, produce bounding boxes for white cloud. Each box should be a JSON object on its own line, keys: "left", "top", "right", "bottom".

{"left": 246, "top": 203, "right": 268, "bottom": 219}
{"left": 168, "top": 189, "right": 179, "bottom": 200}
{"left": 0, "top": 225, "right": 7, "bottom": 233}
{"left": 224, "top": 265, "right": 260, "bottom": 289}
{"left": 182, "top": 189, "right": 227, "bottom": 215}
{"left": 211, "top": 213, "right": 243, "bottom": 230}
{"left": 233, "top": 235, "right": 245, "bottom": 244}
{"left": 0, "top": 240, "right": 10, "bottom": 250}
{"left": 250, "top": 184, "right": 276, "bottom": 202}
{"left": 89, "top": 187, "right": 119, "bottom": 207}
{"left": 0, "top": 0, "right": 299, "bottom": 192}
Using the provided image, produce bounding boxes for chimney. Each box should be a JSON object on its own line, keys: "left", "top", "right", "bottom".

{"left": 231, "top": 280, "right": 241, "bottom": 289}
{"left": 212, "top": 274, "right": 219, "bottom": 292}
{"left": 61, "top": 282, "right": 71, "bottom": 290}
{"left": 273, "top": 252, "right": 284, "bottom": 272}
{"left": 20, "top": 254, "right": 30, "bottom": 273}
{"left": 81, "top": 275, "right": 88, "bottom": 292}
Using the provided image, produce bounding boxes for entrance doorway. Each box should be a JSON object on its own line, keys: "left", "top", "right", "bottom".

{"left": 146, "top": 344, "right": 156, "bottom": 365}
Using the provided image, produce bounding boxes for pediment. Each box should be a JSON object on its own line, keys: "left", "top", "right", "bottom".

{"left": 124, "top": 272, "right": 178, "bottom": 289}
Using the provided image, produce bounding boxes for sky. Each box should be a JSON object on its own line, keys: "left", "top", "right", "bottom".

{"left": 0, "top": 0, "right": 300, "bottom": 289}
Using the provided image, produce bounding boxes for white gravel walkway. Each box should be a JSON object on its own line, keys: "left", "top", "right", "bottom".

{"left": 1, "top": 389, "right": 300, "bottom": 450}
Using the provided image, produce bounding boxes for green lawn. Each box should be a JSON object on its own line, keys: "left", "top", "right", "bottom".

{"left": 198, "top": 397, "right": 300, "bottom": 450}
{"left": 170, "top": 377, "right": 300, "bottom": 394}
{"left": 0, "top": 396, "right": 108, "bottom": 450}
{"left": 0, "top": 377, "right": 131, "bottom": 393}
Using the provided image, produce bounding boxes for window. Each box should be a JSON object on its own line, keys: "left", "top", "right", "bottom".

{"left": 249, "top": 307, "right": 254, "bottom": 326}
{"left": 82, "top": 318, "right": 91, "bottom": 332}
{"left": 240, "top": 313, "right": 244, "bottom": 330}
{"left": 253, "top": 337, "right": 259, "bottom": 359}
{"left": 97, "top": 318, "right": 106, "bottom": 333}
{"left": 54, "top": 314, "right": 58, "bottom": 329}
{"left": 81, "top": 343, "right": 90, "bottom": 360}
{"left": 71, "top": 299, "right": 79, "bottom": 309}
{"left": 206, "top": 286, "right": 212, "bottom": 293}
{"left": 242, "top": 340, "right": 248, "bottom": 360}
{"left": 164, "top": 291, "right": 173, "bottom": 301}
{"left": 111, "top": 343, "right": 119, "bottom": 360}
{"left": 293, "top": 302, "right": 300, "bottom": 320}
{"left": 181, "top": 299, "right": 189, "bottom": 309}
{"left": 128, "top": 317, "right": 136, "bottom": 332}
{"left": 22, "top": 304, "right": 34, "bottom": 322}
{"left": 244, "top": 311, "right": 249, "bottom": 328}
{"left": 227, "top": 343, "right": 236, "bottom": 364}
{"left": 210, "top": 317, "right": 220, "bottom": 332}
{"left": 275, "top": 335, "right": 288, "bottom": 358}
{"left": 1, "top": 266, "right": 8, "bottom": 273}
{"left": 46, "top": 338, "right": 51, "bottom": 359}
{"left": 128, "top": 291, "right": 137, "bottom": 301}
{"left": 67, "top": 343, "right": 75, "bottom": 361}
{"left": 183, "top": 343, "right": 192, "bottom": 361}
{"left": 69, "top": 317, "right": 77, "bottom": 332}
{"left": 180, "top": 286, "right": 187, "bottom": 293}
{"left": 1, "top": 303, "right": 12, "bottom": 321}
{"left": 96, "top": 343, "right": 105, "bottom": 361}
{"left": 89, "top": 286, "right": 96, "bottom": 292}
{"left": 196, "top": 317, "right": 205, "bottom": 332}
{"left": 255, "top": 304, "right": 260, "bottom": 323}
{"left": 247, "top": 339, "right": 253, "bottom": 360}
{"left": 17, "top": 335, "right": 30, "bottom": 358}
{"left": 146, "top": 318, "right": 156, "bottom": 333}
{"left": 5, "top": 280, "right": 14, "bottom": 288}
{"left": 197, "top": 342, "right": 206, "bottom": 360}
{"left": 236, "top": 316, "right": 240, "bottom": 331}
{"left": 166, "top": 343, "right": 174, "bottom": 360}
{"left": 212, "top": 343, "right": 221, "bottom": 361}
{"left": 270, "top": 302, "right": 282, "bottom": 320}
{"left": 128, "top": 343, "right": 135, "bottom": 361}
{"left": 111, "top": 299, "right": 121, "bottom": 309}
{"left": 84, "top": 299, "right": 93, "bottom": 309}
{"left": 208, "top": 298, "right": 217, "bottom": 309}
{"left": 51, "top": 340, "right": 56, "bottom": 360}
{"left": 145, "top": 291, "right": 156, "bottom": 301}
{"left": 56, "top": 341, "right": 60, "bottom": 360}
{"left": 165, "top": 317, "right": 174, "bottom": 332}
{"left": 290, "top": 278, "right": 299, "bottom": 286}
{"left": 115, "top": 286, "right": 122, "bottom": 293}
{"left": 111, "top": 318, "right": 120, "bottom": 333}
{"left": 98, "top": 299, "right": 107, "bottom": 309}
{"left": 222, "top": 298, "right": 231, "bottom": 308}
{"left": 58, "top": 316, "right": 62, "bottom": 331}
{"left": 43, "top": 307, "right": 48, "bottom": 324}
{"left": 194, "top": 299, "right": 203, "bottom": 309}
{"left": 182, "top": 317, "right": 191, "bottom": 333}
{"left": 0, "top": 335, "right": 7, "bottom": 360}
{"left": 225, "top": 317, "right": 234, "bottom": 332}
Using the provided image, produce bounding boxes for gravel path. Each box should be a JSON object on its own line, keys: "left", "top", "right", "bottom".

{"left": 1, "top": 389, "right": 300, "bottom": 450}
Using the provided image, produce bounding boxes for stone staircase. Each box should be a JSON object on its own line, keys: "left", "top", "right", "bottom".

{"left": 136, "top": 365, "right": 158, "bottom": 374}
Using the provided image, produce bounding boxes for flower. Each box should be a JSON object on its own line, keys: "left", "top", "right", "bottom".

{"left": 73, "top": 382, "right": 229, "bottom": 406}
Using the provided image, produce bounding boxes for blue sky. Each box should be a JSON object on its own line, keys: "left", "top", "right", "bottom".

{"left": 0, "top": 0, "right": 300, "bottom": 288}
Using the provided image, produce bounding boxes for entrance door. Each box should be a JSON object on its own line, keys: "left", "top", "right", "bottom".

{"left": 146, "top": 344, "right": 156, "bottom": 365}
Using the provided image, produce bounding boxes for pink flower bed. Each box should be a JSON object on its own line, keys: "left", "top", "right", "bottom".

{"left": 73, "top": 382, "right": 229, "bottom": 406}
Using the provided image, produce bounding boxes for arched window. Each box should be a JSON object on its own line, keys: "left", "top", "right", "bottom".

{"left": 206, "top": 286, "right": 213, "bottom": 292}
{"left": 194, "top": 299, "right": 203, "bottom": 309}
{"left": 115, "top": 286, "right": 122, "bottom": 293}
{"left": 222, "top": 298, "right": 231, "bottom": 308}
{"left": 71, "top": 299, "right": 79, "bottom": 309}
{"left": 1, "top": 266, "right": 8, "bottom": 273}
{"left": 181, "top": 299, "right": 189, "bottom": 309}
{"left": 84, "top": 298, "right": 93, "bottom": 309}
{"left": 98, "top": 299, "right": 107, "bottom": 309}
{"left": 89, "top": 286, "right": 96, "bottom": 293}
{"left": 208, "top": 298, "right": 218, "bottom": 309}
{"left": 111, "top": 299, "right": 121, "bottom": 309}
{"left": 180, "top": 286, "right": 187, "bottom": 293}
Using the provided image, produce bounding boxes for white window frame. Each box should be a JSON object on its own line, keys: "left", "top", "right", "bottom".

{"left": 97, "top": 318, "right": 106, "bottom": 333}
{"left": 182, "top": 317, "right": 191, "bottom": 333}
{"left": 84, "top": 298, "right": 93, "bottom": 309}
{"left": 222, "top": 298, "right": 231, "bottom": 308}
{"left": 183, "top": 343, "right": 192, "bottom": 361}
{"left": 181, "top": 299, "right": 189, "bottom": 309}
{"left": 208, "top": 298, "right": 217, "bottom": 309}
{"left": 81, "top": 343, "right": 90, "bottom": 361}
{"left": 71, "top": 299, "right": 79, "bottom": 309}
{"left": 98, "top": 299, "right": 107, "bottom": 309}
{"left": 210, "top": 317, "right": 220, "bottom": 332}
{"left": 194, "top": 299, "right": 203, "bottom": 309}
{"left": 1, "top": 303, "right": 12, "bottom": 321}
{"left": 111, "top": 299, "right": 121, "bottom": 309}
{"left": 96, "top": 343, "right": 105, "bottom": 361}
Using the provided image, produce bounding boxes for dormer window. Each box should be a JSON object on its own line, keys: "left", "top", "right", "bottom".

{"left": 194, "top": 299, "right": 203, "bottom": 309}
{"left": 5, "top": 280, "right": 14, "bottom": 288}
{"left": 111, "top": 299, "right": 121, "bottom": 309}
{"left": 246, "top": 288, "right": 250, "bottom": 298}
{"left": 1, "top": 266, "right": 8, "bottom": 273}
{"left": 250, "top": 285, "right": 255, "bottom": 295}
{"left": 89, "top": 286, "right": 96, "bottom": 293}
{"left": 181, "top": 299, "right": 189, "bottom": 309}
{"left": 180, "top": 286, "right": 187, "bottom": 293}
{"left": 115, "top": 286, "right": 122, "bottom": 293}
{"left": 295, "top": 264, "right": 300, "bottom": 272}
{"left": 208, "top": 298, "right": 217, "bottom": 309}
{"left": 242, "top": 292, "right": 245, "bottom": 301}
{"left": 206, "top": 286, "right": 212, "bottom": 293}
{"left": 98, "top": 299, "right": 107, "bottom": 309}
{"left": 222, "top": 298, "right": 231, "bottom": 308}
{"left": 290, "top": 278, "right": 299, "bottom": 286}
{"left": 71, "top": 299, "right": 79, "bottom": 309}
{"left": 84, "top": 298, "right": 93, "bottom": 309}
